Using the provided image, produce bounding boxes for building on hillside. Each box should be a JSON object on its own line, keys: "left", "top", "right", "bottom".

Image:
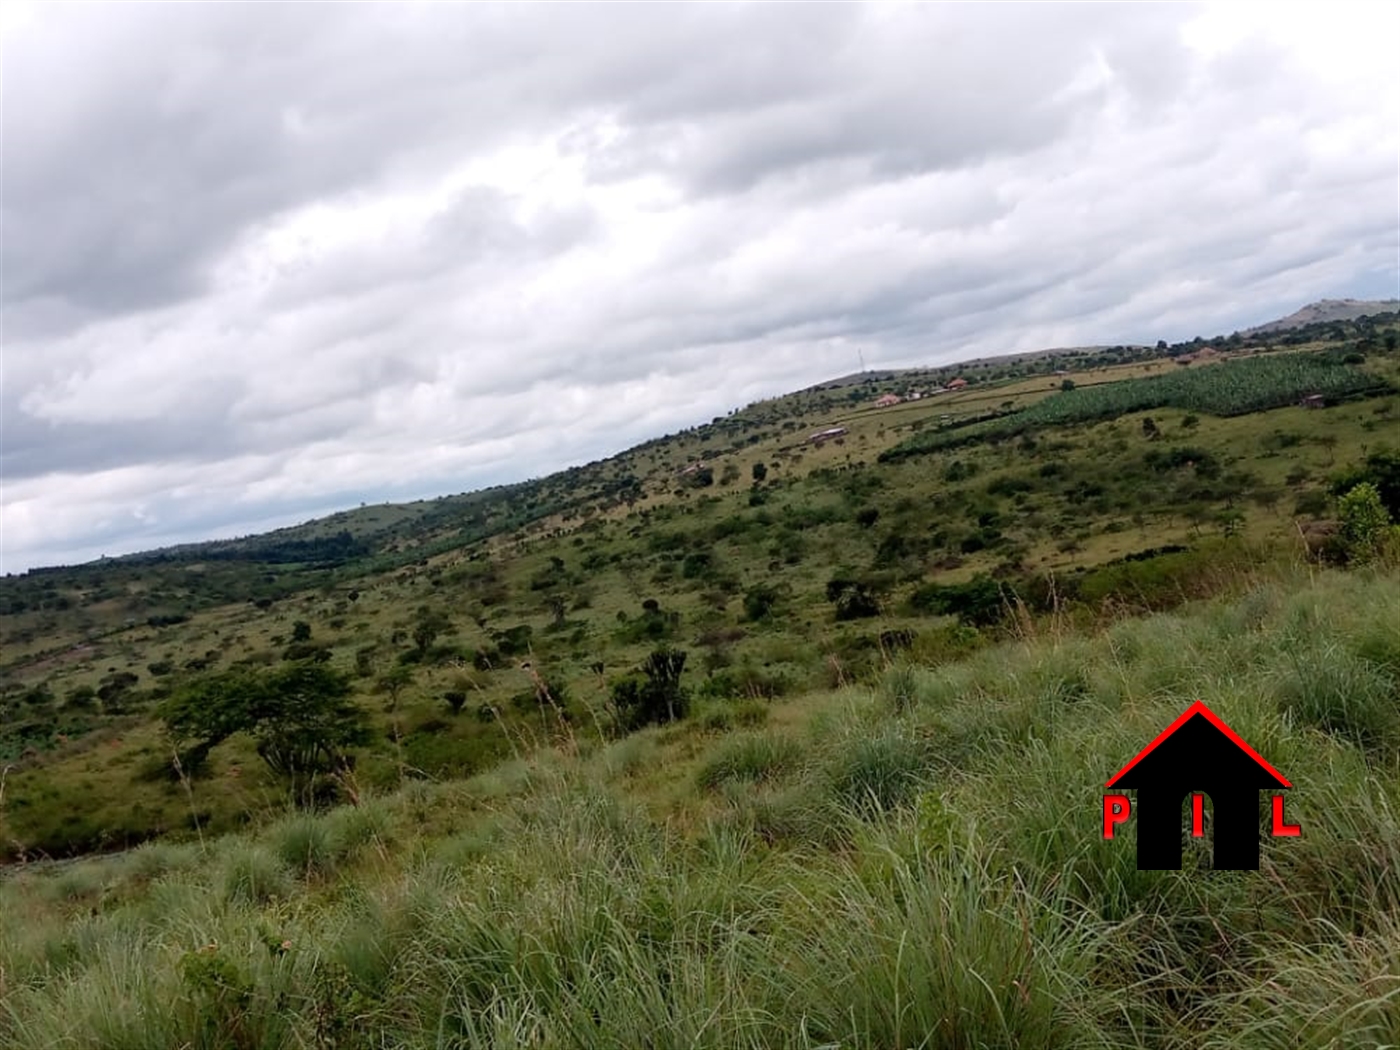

{"left": 808, "top": 426, "right": 848, "bottom": 443}
{"left": 1300, "top": 394, "right": 1326, "bottom": 409}
{"left": 873, "top": 393, "right": 902, "bottom": 408}
{"left": 947, "top": 378, "right": 968, "bottom": 390}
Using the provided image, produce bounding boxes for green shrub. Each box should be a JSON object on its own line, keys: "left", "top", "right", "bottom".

{"left": 217, "top": 846, "right": 293, "bottom": 906}
{"left": 1275, "top": 647, "right": 1400, "bottom": 752}
{"left": 825, "top": 728, "right": 930, "bottom": 812}
{"left": 696, "top": 733, "right": 803, "bottom": 790}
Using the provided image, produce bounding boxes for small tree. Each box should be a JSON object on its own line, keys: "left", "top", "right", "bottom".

{"left": 411, "top": 610, "right": 450, "bottom": 655}
{"left": 1060, "top": 379, "right": 1076, "bottom": 392}
{"left": 158, "top": 664, "right": 369, "bottom": 788}
{"left": 751, "top": 462, "right": 768, "bottom": 483}
{"left": 291, "top": 621, "right": 312, "bottom": 643}
{"left": 611, "top": 647, "right": 689, "bottom": 732}
{"left": 376, "top": 664, "right": 415, "bottom": 710}
{"left": 742, "top": 584, "right": 779, "bottom": 622}
{"left": 1337, "top": 482, "right": 1394, "bottom": 564}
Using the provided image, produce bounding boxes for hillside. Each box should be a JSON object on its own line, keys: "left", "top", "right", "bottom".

{"left": 2, "top": 300, "right": 1400, "bottom": 1048}
{"left": 1245, "top": 297, "right": 1400, "bottom": 335}
{"left": 1, "top": 305, "right": 1398, "bottom": 859}
{"left": 1, "top": 569, "right": 1397, "bottom": 1047}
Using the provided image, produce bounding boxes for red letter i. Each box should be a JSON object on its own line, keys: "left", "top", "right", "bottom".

{"left": 1192, "top": 794, "right": 1204, "bottom": 837}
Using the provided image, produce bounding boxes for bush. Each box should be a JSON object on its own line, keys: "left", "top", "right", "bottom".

{"left": 217, "top": 846, "right": 293, "bottom": 906}
{"left": 742, "top": 584, "right": 779, "bottom": 622}
{"left": 696, "top": 733, "right": 803, "bottom": 790}
{"left": 826, "top": 577, "right": 882, "bottom": 620}
{"left": 908, "top": 576, "right": 1005, "bottom": 627}
{"left": 611, "top": 647, "right": 690, "bottom": 732}
{"left": 825, "top": 728, "right": 930, "bottom": 812}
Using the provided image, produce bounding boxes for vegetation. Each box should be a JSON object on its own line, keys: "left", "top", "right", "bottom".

{"left": 1, "top": 304, "right": 1399, "bottom": 1044}
{"left": 2, "top": 570, "right": 1398, "bottom": 1047}
{"left": 883, "top": 351, "right": 1390, "bottom": 459}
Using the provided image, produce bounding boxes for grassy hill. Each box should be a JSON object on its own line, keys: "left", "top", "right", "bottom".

{"left": 1, "top": 307, "right": 1398, "bottom": 859}
{"left": 2, "top": 302, "right": 1399, "bottom": 1046}
{"left": 1, "top": 567, "right": 1396, "bottom": 1047}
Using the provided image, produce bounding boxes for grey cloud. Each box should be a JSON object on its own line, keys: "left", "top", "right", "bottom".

{"left": 1, "top": 2, "right": 1396, "bottom": 572}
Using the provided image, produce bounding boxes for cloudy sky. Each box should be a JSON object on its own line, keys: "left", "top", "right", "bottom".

{"left": 2, "top": 2, "right": 1397, "bottom": 573}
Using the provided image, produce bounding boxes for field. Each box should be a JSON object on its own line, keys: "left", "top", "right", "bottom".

{"left": 1, "top": 307, "right": 1399, "bottom": 1047}
{"left": 882, "top": 350, "right": 1390, "bottom": 459}
{"left": 1, "top": 569, "right": 1397, "bottom": 1047}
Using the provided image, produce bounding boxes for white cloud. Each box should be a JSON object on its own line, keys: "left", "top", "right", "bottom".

{"left": 2, "top": 1, "right": 1397, "bottom": 572}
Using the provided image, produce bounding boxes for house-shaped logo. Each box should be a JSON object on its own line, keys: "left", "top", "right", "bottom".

{"left": 1103, "top": 701, "right": 1300, "bottom": 870}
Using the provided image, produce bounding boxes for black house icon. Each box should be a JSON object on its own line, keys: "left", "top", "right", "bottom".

{"left": 1107, "top": 701, "right": 1290, "bottom": 870}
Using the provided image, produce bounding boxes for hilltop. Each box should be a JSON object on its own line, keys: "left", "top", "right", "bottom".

{"left": 1245, "top": 296, "right": 1400, "bottom": 335}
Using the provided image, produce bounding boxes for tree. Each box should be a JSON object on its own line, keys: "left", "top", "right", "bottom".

{"left": 742, "top": 584, "right": 779, "bottom": 621}
{"left": 751, "top": 462, "right": 768, "bottom": 483}
{"left": 376, "top": 664, "right": 415, "bottom": 710}
{"left": 158, "top": 664, "right": 370, "bottom": 784}
{"left": 1060, "top": 379, "right": 1076, "bottom": 392}
{"left": 1337, "top": 482, "right": 1394, "bottom": 564}
{"left": 411, "top": 610, "right": 450, "bottom": 655}
{"left": 291, "top": 621, "right": 312, "bottom": 643}
{"left": 1141, "top": 417, "right": 1160, "bottom": 441}
{"left": 611, "top": 647, "right": 689, "bottom": 732}
{"left": 254, "top": 664, "right": 372, "bottom": 782}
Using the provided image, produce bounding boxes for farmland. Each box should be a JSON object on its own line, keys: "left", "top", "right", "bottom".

{"left": 882, "top": 350, "right": 1390, "bottom": 459}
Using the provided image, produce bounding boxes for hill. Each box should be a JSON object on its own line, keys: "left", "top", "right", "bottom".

{"left": 0, "top": 304, "right": 1398, "bottom": 860}
{"left": 1245, "top": 297, "right": 1400, "bottom": 335}
{"left": 2, "top": 568, "right": 1397, "bottom": 1047}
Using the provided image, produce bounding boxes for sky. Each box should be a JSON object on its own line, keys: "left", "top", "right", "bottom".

{"left": 2, "top": 2, "right": 1398, "bottom": 574}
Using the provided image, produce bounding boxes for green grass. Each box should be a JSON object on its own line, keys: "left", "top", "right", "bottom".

{"left": 3, "top": 566, "right": 1399, "bottom": 1047}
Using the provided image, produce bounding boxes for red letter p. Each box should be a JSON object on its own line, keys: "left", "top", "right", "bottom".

{"left": 1103, "top": 794, "right": 1131, "bottom": 838}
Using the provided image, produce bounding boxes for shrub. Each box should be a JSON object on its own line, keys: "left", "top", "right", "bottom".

{"left": 217, "top": 846, "right": 293, "bottom": 906}
{"left": 742, "top": 584, "right": 779, "bottom": 622}
{"left": 696, "top": 733, "right": 803, "bottom": 790}
{"left": 908, "top": 576, "right": 1005, "bottom": 626}
{"left": 611, "top": 647, "right": 690, "bottom": 732}
{"left": 825, "top": 729, "right": 930, "bottom": 812}
{"left": 826, "top": 577, "right": 881, "bottom": 620}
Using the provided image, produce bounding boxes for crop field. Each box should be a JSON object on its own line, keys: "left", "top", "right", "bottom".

{"left": 882, "top": 351, "right": 1391, "bottom": 459}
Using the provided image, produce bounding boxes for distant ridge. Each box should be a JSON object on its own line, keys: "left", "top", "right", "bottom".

{"left": 1245, "top": 298, "right": 1400, "bottom": 336}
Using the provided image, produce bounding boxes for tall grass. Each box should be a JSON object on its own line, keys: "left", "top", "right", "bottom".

{"left": 2, "top": 567, "right": 1398, "bottom": 1048}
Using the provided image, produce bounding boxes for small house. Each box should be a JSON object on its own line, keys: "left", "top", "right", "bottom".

{"left": 807, "top": 426, "right": 848, "bottom": 444}
{"left": 946, "top": 378, "right": 968, "bottom": 390}
{"left": 873, "top": 393, "right": 902, "bottom": 408}
{"left": 1300, "top": 394, "right": 1326, "bottom": 410}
